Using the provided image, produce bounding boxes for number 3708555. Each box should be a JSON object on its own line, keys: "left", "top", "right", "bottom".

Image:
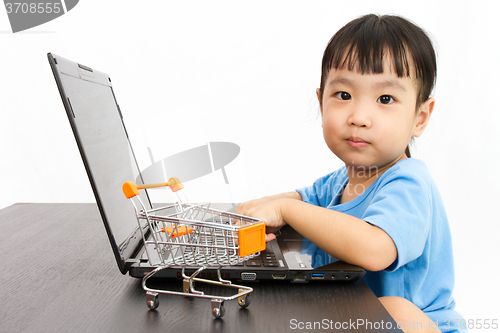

{"left": 5, "top": 2, "right": 62, "bottom": 14}
{"left": 444, "top": 319, "right": 498, "bottom": 330}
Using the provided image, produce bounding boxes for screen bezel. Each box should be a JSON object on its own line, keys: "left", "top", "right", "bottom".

{"left": 48, "top": 53, "right": 151, "bottom": 274}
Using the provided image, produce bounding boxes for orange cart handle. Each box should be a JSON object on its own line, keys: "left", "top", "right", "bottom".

{"left": 122, "top": 177, "right": 184, "bottom": 199}
{"left": 239, "top": 222, "right": 266, "bottom": 257}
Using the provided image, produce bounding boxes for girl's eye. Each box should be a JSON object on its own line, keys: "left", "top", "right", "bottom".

{"left": 335, "top": 91, "right": 351, "bottom": 100}
{"left": 377, "top": 95, "right": 395, "bottom": 104}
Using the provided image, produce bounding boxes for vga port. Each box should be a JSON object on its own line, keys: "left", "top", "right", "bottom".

{"left": 240, "top": 272, "right": 257, "bottom": 281}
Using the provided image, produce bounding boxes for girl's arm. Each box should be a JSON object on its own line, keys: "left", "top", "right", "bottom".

{"left": 235, "top": 191, "right": 302, "bottom": 214}
{"left": 243, "top": 198, "right": 397, "bottom": 272}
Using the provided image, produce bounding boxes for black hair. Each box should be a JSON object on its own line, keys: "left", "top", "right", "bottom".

{"left": 318, "top": 14, "right": 437, "bottom": 157}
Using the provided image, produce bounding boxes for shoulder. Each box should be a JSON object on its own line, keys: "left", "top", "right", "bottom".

{"left": 376, "top": 158, "right": 435, "bottom": 194}
{"left": 365, "top": 158, "right": 440, "bottom": 219}
{"left": 383, "top": 158, "right": 430, "bottom": 178}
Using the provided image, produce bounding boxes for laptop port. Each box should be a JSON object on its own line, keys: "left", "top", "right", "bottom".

{"left": 272, "top": 273, "right": 287, "bottom": 280}
{"left": 240, "top": 272, "right": 257, "bottom": 281}
{"left": 293, "top": 273, "right": 306, "bottom": 282}
{"left": 311, "top": 273, "right": 324, "bottom": 279}
{"left": 344, "top": 274, "right": 350, "bottom": 280}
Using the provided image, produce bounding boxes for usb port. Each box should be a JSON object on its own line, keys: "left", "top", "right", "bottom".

{"left": 311, "top": 273, "right": 324, "bottom": 279}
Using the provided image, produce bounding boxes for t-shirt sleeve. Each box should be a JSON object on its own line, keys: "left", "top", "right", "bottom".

{"left": 361, "top": 171, "right": 432, "bottom": 271}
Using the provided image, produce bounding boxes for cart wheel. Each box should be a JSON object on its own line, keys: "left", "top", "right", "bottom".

{"left": 237, "top": 292, "right": 251, "bottom": 308}
{"left": 146, "top": 292, "right": 159, "bottom": 310}
{"left": 211, "top": 300, "right": 225, "bottom": 319}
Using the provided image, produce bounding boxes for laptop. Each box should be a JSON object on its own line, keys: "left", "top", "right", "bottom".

{"left": 48, "top": 53, "right": 365, "bottom": 283}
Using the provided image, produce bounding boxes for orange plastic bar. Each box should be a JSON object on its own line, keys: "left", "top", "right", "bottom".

{"left": 238, "top": 222, "right": 266, "bottom": 257}
{"left": 160, "top": 225, "right": 193, "bottom": 238}
{"left": 122, "top": 177, "right": 184, "bottom": 199}
{"left": 138, "top": 182, "right": 169, "bottom": 189}
{"left": 122, "top": 181, "right": 140, "bottom": 199}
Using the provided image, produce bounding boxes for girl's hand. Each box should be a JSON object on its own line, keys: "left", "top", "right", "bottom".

{"left": 236, "top": 191, "right": 302, "bottom": 216}
{"left": 242, "top": 199, "right": 288, "bottom": 242}
{"left": 235, "top": 196, "right": 277, "bottom": 216}
{"left": 236, "top": 192, "right": 301, "bottom": 242}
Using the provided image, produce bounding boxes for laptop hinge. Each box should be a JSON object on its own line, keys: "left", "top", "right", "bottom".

{"left": 125, "top": 258, "right": 140, "bottom": 269}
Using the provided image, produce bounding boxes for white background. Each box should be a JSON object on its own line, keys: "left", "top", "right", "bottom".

{"left": 1, "top": 0, "right": 499, "bottom": 326}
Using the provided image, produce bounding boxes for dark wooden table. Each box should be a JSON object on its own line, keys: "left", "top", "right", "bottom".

{"left": 0, "top": 203, "right": 402, "bottom": 332}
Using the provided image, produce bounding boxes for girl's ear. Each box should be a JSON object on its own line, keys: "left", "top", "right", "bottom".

{"left": 316, "top": 88, "right": 324, "bottom": 128}
{"left": 413, "top": 97, "right": 435, "bottom": 138}
{"left": 316, "top": 88, "right": 323, "bottom": 116}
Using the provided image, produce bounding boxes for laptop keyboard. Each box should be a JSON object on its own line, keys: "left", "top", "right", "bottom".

{"left": 195, "top": 216, "right": 280, "bottom": 267}
{"left": 243, "top": 247, "right": 279, "bottom": 267}
{"left": 148, "top": 216, "right": 281, "bottom": 268}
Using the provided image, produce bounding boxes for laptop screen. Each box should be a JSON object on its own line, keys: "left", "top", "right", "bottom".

{"left": 49, "top": 54, "right": 151, "bottom": 273}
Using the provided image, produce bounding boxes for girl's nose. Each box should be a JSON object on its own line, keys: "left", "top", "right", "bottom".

{"left": 347, "top": 103, "right": 372, "bottom": 128}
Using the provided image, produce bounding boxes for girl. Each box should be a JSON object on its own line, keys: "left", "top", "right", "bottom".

{"left": 237, "top": 14, "right": 465, "bottom": 333}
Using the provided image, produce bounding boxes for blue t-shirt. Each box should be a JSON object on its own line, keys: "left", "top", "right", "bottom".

{"left": 296, "top": 158, "right": 466, "bottom": 333}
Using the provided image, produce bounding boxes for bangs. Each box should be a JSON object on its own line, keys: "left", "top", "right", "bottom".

{"left": 320, "top": 14, "right": 436, "bottom": 106}
{"left": 330, "top": 33, "right": 411, "bottom": 78}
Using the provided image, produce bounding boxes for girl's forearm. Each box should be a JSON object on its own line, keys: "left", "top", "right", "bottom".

{"left": 236, "top": 191, "right": 302, "bottom": 217}
{"left": 279, "top": 198, "right": 397, "bottom": 272}
{"left": 267, "top": 191, "right": 303, "bottom": 201}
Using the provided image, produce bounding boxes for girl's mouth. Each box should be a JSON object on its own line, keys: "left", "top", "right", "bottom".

{"left": 346, "top": 137, "right": 370, "bottom": 148}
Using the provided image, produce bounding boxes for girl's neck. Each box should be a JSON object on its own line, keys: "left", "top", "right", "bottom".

{"left": 341, "top": 154, "right": 407, "bottom": 204}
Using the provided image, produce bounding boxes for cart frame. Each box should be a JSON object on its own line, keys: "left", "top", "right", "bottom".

{"left": 122, "top": 179, "right": 266, "bottom": 318}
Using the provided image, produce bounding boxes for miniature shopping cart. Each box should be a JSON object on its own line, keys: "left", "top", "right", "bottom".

{"left": 122, "top": 178, "right": 266, "bottom": 318}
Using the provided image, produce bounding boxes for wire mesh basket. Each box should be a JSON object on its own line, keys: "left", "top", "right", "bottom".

{"left": 122, "top": 178, "right": 266, "bottom": 318}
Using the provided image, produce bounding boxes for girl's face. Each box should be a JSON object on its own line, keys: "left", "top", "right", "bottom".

{"left": 318, "top": 61, "right": 434, "bottom": 170}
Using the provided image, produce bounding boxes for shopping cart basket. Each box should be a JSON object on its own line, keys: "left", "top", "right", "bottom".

{"left": 122, "top": 178, "right": 266, "bottom": 318}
